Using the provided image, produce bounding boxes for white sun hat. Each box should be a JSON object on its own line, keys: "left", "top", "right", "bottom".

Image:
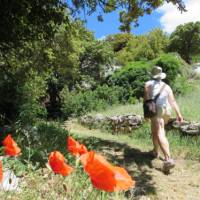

{"left": 151, "top": 66, "right": 166, "bottom": 79}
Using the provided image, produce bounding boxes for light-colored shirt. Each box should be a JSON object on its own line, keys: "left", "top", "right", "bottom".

{"left": 145, "top": 80, "right": 172, "bottom": 109}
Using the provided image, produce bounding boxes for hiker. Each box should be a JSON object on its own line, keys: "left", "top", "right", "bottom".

{"left": 144, "top": 66, "right": 183, "bottom": 170}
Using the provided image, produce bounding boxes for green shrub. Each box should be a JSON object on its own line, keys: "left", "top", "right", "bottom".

{"left": 0, "top": 75, "right": 19, "bottom": 125}
{"left": 60, "top": 85, "right": 124, "bottom": 118}
{"left": 14, "top": 121, "right": 68, "bottom": 166}
{"left": 153, "top": 53, "right": 190, "bottom": 94}
{"left": 108, "top": 53, "right": 189, "bottom": 100}
{"left": 19, "top": 72, "right": 48, "bottom": 125}
{"left": 108, "top": 61, "right": 153, "bottom": 99}
{"left": 191, "top": 54, "right": 200, "bottom": 64}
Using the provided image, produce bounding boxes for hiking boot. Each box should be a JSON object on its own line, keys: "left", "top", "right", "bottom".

{"left": 163, "top": 159, "right": 175, "bottom": 172}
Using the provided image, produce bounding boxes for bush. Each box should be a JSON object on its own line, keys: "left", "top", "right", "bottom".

{"left": 0, "top": 75, "right": 19, "bottom": 125}
{"left": 107, "top": 61, "right": 153, "bottom": 100}
{"left": 16, "top": 121, "right": 68, "bottom": 166}
{"left": 191, "top": 54, "right": 200, "bottom": 64}
{"left": 108, "top": 53, "right": 189, "bottom": 100}
{"left": 60, "top": 85, "right": 124, "bottom": 118}
{"left": 153, "top": 53, "right": 190, "bottom": 94}
{"left": 19, "top": 72, "right": 48, "bottom": 125}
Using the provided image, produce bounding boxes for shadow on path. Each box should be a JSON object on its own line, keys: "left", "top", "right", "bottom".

{"left": 80, "top": 136, "right": 157, "bottom": 197}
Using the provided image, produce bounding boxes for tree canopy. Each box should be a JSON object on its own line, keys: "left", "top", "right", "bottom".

{"left": 0, "top": 0, "right": 185, "bottom": 52}
{"left": 68, "top": 0, "right": 185, "bottom": 32}
{"left": 168, "top": 22, "right": 200, "bottom": 63}
{"left": 0, "top": 0, "right": 68, "bottom": 52}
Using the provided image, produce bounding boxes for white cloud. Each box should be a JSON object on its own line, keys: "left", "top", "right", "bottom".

{"left": 157, "top": 0, "right": 200, "bottom": 33}
{"left": 98, "top": 35, "right": 106, "bottom": 41}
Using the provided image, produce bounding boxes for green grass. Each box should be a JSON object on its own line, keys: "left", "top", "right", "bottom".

{"left": 70, "top": 121, "right": 200, "bottom": 160}
{"left": 191, "top": 54, "right": 200, "bottom": 64}
{"left": 0, "top": 164, "right": 128, "bottom": 200}
{"left": 1, "top": 80, "right": 200, "bottom": 200}
{"left": 90, "top": 79, "right": 200, "bottom": 121}
{"left": 0, "top": 121, "right": 133, "bottom": 200}
{"left": 177, "top": 80, "right": 200, "bottom": 121}
{"left": 86, "top": 79, "right": 200, "bottom": 160}
{"left": 90, "top": 103, "right": 143, "bottom": 117}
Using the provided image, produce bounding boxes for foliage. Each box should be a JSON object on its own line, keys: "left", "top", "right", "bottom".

{"left": 0, "top": 0, "right": 191, "bottom": 125}
{"left": 16, "top": 121, "right": 68, "bottom": 166}
{"left": 0, "top": 74, "right": 19, "bottom": 125}
{"left": 115, "top": 29, "right": 168, "bottom": 65}
{"left": 106, "top": 33, "right": 134, "bottom": 52}
{"left": 0, "top": 0, "right": 184, "bottom": 52}
{"left": 80, "top": 40, "right": 114, "bottom": 83}
{"left": 168, "top": 22, "right": 200, "bottom": 63}
{"left": 0, "top": 20, "right": 97, "bottom": 122}
{"left": 108, "top": 53, "right": 189, "bottom": 100}
{"left": 153, "top": 53, "right": 189, "bottom": 94}
{"left": 191, "top": 54, "right": 200, "bottom": 64}
{"left": 126, "top": 36, "right": 155, "bottom": 61}
{"left": 147, "top": 29, "right": 169, "bottom": 57}
{"left": 60, "top": 85, "right": 124, "bottom": 118}
{"left": 69, "top": 0, "right": 185, "bottom": 32}
{"left": 19, "top": 72, "right": 48, "bottom": 125}
{"left": 108, "top": 61, "right": 152, "bottom": 100}
{"left": 0, "top": 0, "right": 67, "bottom": 52}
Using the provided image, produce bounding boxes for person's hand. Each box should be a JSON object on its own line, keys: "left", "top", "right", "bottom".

{"left": 176, "top": 114, "right": 183, "bottom": 123}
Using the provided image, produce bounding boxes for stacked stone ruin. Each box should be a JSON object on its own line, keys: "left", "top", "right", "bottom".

{"left": 79, "top": 114, "right": 143, "bottom": 133}
{"left": 79, "top": 114, "right": 200, "bottom": 136}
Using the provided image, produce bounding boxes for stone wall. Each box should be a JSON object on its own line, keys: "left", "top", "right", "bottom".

{"left": 79, "top": 114, "right": 144, "bottom": 134}
{"left": 166, "top": 118, "right": 200, "bottom": 136}
{"left": 79, "top": 114, "right": 200, "bottom": 136}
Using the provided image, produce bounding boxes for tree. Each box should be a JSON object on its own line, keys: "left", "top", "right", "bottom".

{"left": 68, "top": 0, "right": 185, "bottom": 32}
{"left": 0, "top": 0, "right": 68, "bottom": 53}
{"left": 0, "top": 0, "right": 185, "bottom": 52}
{"left": 115, "top": 29, "right": 168, "bottom": 65}
{"left": 106, "top": 33, "right": 134, "bottom": 52}
{"left": 168, "top": 22, "right": 200, "bottom": 63}
{"left": 80, "top": 40, "right": 114, "bottom": 83}
{"left": 147, "top": 29, "right": 168, "bottom": 56}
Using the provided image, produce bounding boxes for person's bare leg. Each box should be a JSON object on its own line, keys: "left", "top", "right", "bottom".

{"left": 157, "top": 118, "right": 170, "bottom": 160}
{"left": 151, "top": 118, "right": 159, "bottom": 156}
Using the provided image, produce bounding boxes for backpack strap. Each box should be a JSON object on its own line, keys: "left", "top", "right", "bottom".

{"left": 154, "top": 83, "right": 166, "bottom": 101}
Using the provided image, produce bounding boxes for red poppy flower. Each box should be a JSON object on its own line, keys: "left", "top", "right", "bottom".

{"left": 0, "top": 161, "right": 3, "bottom": 182}
{"left": 80, "top": 151, "right": 135, "bottom": 192}
{"left": 48, "top": 151, "right": 74, "bottom": 176}
{"left": 2, "top": 134, "right": 21, "bottom": 156}
{"left": 67, "top": 136, "right": 88, "bottom": 156}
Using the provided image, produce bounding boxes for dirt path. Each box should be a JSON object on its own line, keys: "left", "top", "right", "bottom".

{"left": 63, "top": 120, "right": 200, "bottom": 200}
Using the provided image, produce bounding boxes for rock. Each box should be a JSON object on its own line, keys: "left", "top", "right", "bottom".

{"left": 79, "top": 114, "right": 144, "bottom": 134}
{"left": 79, "top": 114, "right": 200, "bottom": 136}
{"left": 180, "top": 122, "right": 200, "bottom": 135}
{"left": 166, "top": 118, "right": 200, "bottom": 136}
{"left": 94, "top": 113, "right": 105, "bottom": 122}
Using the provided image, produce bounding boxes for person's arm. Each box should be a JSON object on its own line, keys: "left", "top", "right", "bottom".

{"left": 168, "top": 88, "right": 183, "bottom": 122}
{"left": 144, "top": 83, "right": 149, "bottom": 102}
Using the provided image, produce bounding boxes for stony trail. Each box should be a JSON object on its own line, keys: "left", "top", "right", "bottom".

{"left": 63, "top": 120, "right": 200, "bottom": 200}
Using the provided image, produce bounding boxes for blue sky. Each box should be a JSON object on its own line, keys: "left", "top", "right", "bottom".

{"left": 84, "top": 10, "right": 163, "bottom": 38}
{"left": 80, "top": 0, "right": 200, "bottom": 39}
